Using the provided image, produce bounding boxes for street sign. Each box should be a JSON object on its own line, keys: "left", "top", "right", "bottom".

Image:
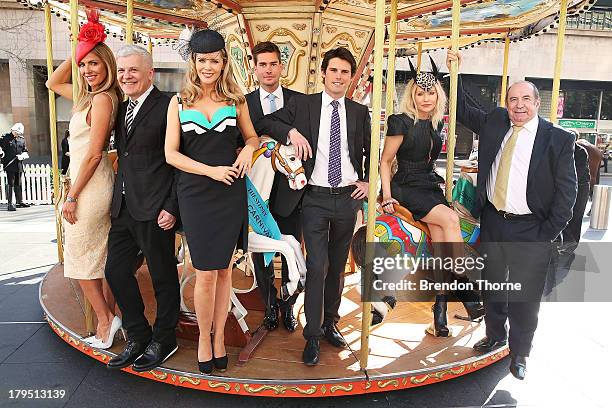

{"left": 558, "top": 119, "right": 597, "bottom": 129}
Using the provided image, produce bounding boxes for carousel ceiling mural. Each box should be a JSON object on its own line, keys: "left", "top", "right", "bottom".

{"left": 21, "top": 0, "right": 596, "bottom": 94}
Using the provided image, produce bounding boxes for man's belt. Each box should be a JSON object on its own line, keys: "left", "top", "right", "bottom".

{"left": 496, "top": 209, "right": 537, "bottom": 221}
{"left": 307, "top": 184, "right": 356, "bottom": 195}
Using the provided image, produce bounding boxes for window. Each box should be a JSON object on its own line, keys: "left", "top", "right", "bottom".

{"left": 562, "top": 89, "right": 600, "bottom": 119}
{"left": 600, "top": 92, "right": 612, "bottom": 120}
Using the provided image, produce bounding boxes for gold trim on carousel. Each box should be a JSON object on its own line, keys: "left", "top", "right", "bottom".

{"left": 256, "top": 24, "right": 270, "bottom": 32}
{"left": 365, "top": 381, "right": 372, "bottom": 389}
{"left": 264, "top": 28, "right": 308, "bottom": 47}
{"left": 377, "top": 379, "right": 399, "bottom": 389}
{"left": 322, "top": 33, "right": 362, "bottom": 53}
{"left": 149, "top": 371, "right": 168, "bottom": 381}
{"left": 410, "top": 366, "right": 466, "bottom": 385}
{"left": 292, "top": 23, "right": 306, "bottom": 31}
{"left": 91, "top": 350, "right": 107, "bottom": 361}
{"left": 207, "top": 381, "right": 231, "bottom": 391}
{"left": 330, "top": 384, "right": 353, "bottom": 393}
{"left": 234, "top": 384, "right": 241, "bottom": 393}
{"left": 178, "top": 376, "right": 201, "bottom": 386}
{"left": 243, "top": 384, "right": 317, "bottom": 395}
{"left": 280, "top": 50, "right": 305, "bottom": 87}
{"left": 321, "top": 385, "right": 327, "bottom": 394}
{"left": 67, "top": 336, "right": 80, "bottom": 346}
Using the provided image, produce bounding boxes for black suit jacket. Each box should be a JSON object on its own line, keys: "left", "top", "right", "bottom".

{"left": 111, "top": 86, "right": 178, "bottom": 221}
{"left": 255, "top": 92, "right": 371, "bottom": 217}
{"left": 456, "top": 76, "right": 577, "bottom": 241}
{"left": 0, "top": 133, "right": 27, "bottom": 173}
{"left": 246, "top": 87, "right": 303, "bottom": 216}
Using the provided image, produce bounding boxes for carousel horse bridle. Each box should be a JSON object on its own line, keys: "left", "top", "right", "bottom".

{"left": 253, "top": 139, "right": 305, "bottom": 183}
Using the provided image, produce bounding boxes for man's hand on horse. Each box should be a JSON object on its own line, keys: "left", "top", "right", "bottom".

{"left": 157, "top": 210, "right": 176, "bottom": 230}
{"left": 288, "top": 128, "right": 312, "bottom": 161}
{"left": 351, "top": 180, "right": 369, "bottom": 200}
{"left": 234, "top": 144, "right": 254, "bottom": 178}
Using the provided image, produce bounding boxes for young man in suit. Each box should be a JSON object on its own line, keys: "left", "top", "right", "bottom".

{"left": 246, "top": 42, "right": 304, "bottom": 332}
{"left": 105, "top": 45, "right": 180, "bottom": 372}
{"left": 256, "top": 47, "right": 371, "bottom": 365}
{"left": 447, "top": 50, "right": 577, "bottom": 380}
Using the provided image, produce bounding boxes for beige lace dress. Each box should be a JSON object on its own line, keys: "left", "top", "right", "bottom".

{"left": 63, "top": 94, "right": 116, "bottom": 280}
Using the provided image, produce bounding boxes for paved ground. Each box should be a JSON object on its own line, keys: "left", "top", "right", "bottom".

{"left": 0, "top": 176, "right": 611, "bottom": 407}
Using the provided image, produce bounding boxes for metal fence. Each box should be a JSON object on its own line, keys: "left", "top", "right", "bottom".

{"left": 0, "top": 164, "right": 53, "bottom": 204}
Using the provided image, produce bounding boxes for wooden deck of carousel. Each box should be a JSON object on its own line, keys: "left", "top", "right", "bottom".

{"left": 40, "top": 263, "right": 508, "bottom": 398}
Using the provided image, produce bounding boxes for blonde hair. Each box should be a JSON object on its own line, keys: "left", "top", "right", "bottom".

{"left": 73, "top": 43, "right": 122, "bottom": 113}
{"left": 180, "top": 48, "right": 245, "bottom": 106}
{"left": 399, "top": 79, "right": 447, "bottom": 130}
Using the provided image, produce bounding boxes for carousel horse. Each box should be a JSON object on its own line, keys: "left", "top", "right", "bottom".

{"left": 350, "top": 173, "right": 484, "bottom": 325}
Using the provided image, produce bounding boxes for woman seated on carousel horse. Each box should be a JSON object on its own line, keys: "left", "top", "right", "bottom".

{"left": 379, "top": 57, "right": 483, "bottom": 337}
{"left": 46, "top": 10, "right": 122, "bottom": 349}
{"left": 164, "top": 29, "right": 259, "bottom": 375}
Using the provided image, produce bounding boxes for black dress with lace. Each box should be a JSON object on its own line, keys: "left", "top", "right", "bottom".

{"left": 386, "top": 113, "right": 448, "bottom": 221}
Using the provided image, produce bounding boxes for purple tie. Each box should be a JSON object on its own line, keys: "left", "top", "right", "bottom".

{"left": 328, "top": 100, "right": 341, "bottom": 188}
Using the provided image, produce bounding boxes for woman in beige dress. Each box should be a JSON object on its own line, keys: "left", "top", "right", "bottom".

{"left": 46, "top": 11, "right": 122, "bottom": 349}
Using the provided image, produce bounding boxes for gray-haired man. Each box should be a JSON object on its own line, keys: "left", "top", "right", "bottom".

{"left": 104, "top": 45, "right": 180, "bottom": 372}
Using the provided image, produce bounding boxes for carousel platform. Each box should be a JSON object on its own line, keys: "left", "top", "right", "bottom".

{"left": 39, "top": 263, "right": 508, "bottom": 398}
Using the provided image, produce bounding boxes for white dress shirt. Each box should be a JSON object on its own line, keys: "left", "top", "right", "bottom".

{"left": 259, "top": 86, "right": 284, "bottom": 115}
{"left": 127, "top": 84, "right": 154, "bottom": 124}
{"left": 486, "top": 114, "right": 539, "bottom": 214}
{"left": 309, "top": 91, "right": 358, "bottom": 187}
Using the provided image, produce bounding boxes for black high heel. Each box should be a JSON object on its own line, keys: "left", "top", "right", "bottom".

{"left": 426, "top": 294, "right": 450, "bottom": 337}
{"left": 198, "top": 359, "right": 214, "bottom": 375}
{"left": 212, "top": 336, "right": 228, "bottom": 372}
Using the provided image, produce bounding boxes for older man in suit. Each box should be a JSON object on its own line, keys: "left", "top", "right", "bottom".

{"left": 1, "top": 123, "right": 30, "bottom": 211}
{"left": 105, "top": 45, "right": 180, "bottom": 372}
{"left": 246, "top": 41, "right": 304, "bottom": 332}
{"left": 448, "top": 50, "right": 577, "bottom": 380}
{"left": 256, "top": 47, "right": 371, "bottom": 365}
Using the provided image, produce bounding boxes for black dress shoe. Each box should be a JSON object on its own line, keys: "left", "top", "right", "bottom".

{"left": 198, "top": 359, "right": 214, "bottom": 375}
{"left": 473, "top": 336, "right": 507, "bottom": 353}
{"left": 15, "top": 203, "right": 30, "bottom": 208}
{"left": 107, "top": 340, "right": 148, "bottom": 370}
{"left": 7, "top": 205, "right": 16, "bottom": 212}
{"left": 426, "top": 294, "right": 450, "bottom": 337}
{"left": 302, "top": 338, "right": 320, "bottom": 366}
{"left": 322, "top": 324, "right": 347, "bottom": 348}
{"left": 262, "top": 303, "right": 279, "bottom": 331}
{"left": 132, "top": 341, "right": 178, "bottom": 372}
{"left": 281, "top": 306, "right": 298, "bottom": 332}
{"left": 509, "top": 354, "right": 527, "bottom": 380}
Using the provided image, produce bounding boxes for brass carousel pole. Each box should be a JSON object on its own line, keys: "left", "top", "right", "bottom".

{"left": 384, "top": 0, "right": 399, "bottom": 127}
{"left": 445, "top": 0, "right": 461, "bottom": 200}
{"left": 550, "top": 0, "right": 569, "bottom": 124}
{"left": 359, "top": 0, "right": 389, "bottom": 371}
{"left": 416, "top": 42, "right": 423, "bottom": 74}
{"left": 148, "top": 36, "right": 153, "bottom": 55}
{"left": 126, "top": 0, "right": 134, "bottom": 44}
{"left": 500, "top": 36, "right": 510, "bottom": 108}
{"left": 44, "top": 1, "right": 63, "bottom": 263}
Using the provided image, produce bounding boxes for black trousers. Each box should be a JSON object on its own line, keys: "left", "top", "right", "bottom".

{"left": 480, "top": 203, "right": 552, "bottom": 357}
{"left": 5, "top": 170, "right": 23, "bottom": 205}
{"left": 104, "top": 199, "right": 180, "bottom": 346}
{"left": 301, "top": 189, "right": 361, "bottom": 339}
{"left": 252, "top": 204, "right": 302, "bottom": 312}
{"left": 562, "top": 182, "right": 590, "bottom": 246}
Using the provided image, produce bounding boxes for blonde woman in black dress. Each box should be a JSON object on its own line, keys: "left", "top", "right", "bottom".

{"left": 380, "top": 60, "right": 470, "bottom": 337}
{"left": 165, "top": 30, "right": 259, "bottom": 374}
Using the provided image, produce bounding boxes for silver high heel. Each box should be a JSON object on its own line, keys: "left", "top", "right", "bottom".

{"left": 91, "top": 316, "right": 124, "bottom": 350}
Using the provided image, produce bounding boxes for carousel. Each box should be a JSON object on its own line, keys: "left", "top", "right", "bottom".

{"left": 33, "top": 0, "right": 589, "bottom": 398}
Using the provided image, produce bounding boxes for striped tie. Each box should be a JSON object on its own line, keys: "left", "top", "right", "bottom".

{"left": 492, "top": 125, "right": 523, "bottom": 211}
{"left": 125, "top": 99, "right": 138, "bottom": 134}
{"left": 328, "top": 100, "right": 342, "bottom": 188}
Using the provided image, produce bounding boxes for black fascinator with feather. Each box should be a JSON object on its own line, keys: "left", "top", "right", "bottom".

{"left": 407, "top": 56, "right": 443, "bottom": 91}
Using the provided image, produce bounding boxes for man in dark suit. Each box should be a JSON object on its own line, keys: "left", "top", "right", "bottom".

{"left": 246, "top": 41, "right": 304, "bottom": 332}
{"left": 1, "top": 123, "right": 30, "bottom": 211}
{"left": 256, "top": 47, "right": 371, "bottom": 365}
{"left": 105, "top": 45, "right": 180, "bottom": 372}
{"left": 448, "top": 50, "right": 577, "bottom": 380}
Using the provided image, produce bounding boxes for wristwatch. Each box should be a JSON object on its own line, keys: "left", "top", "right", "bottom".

{"left": 66, "top": 196, "right": 77, "bottom": 203}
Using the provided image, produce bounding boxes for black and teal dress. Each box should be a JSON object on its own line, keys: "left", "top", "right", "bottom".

{"left": 178, "top": 100, "right": 247, "bottom": 270}
{"left": 386, "top": 113, "right": 448, "bottom": 221}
